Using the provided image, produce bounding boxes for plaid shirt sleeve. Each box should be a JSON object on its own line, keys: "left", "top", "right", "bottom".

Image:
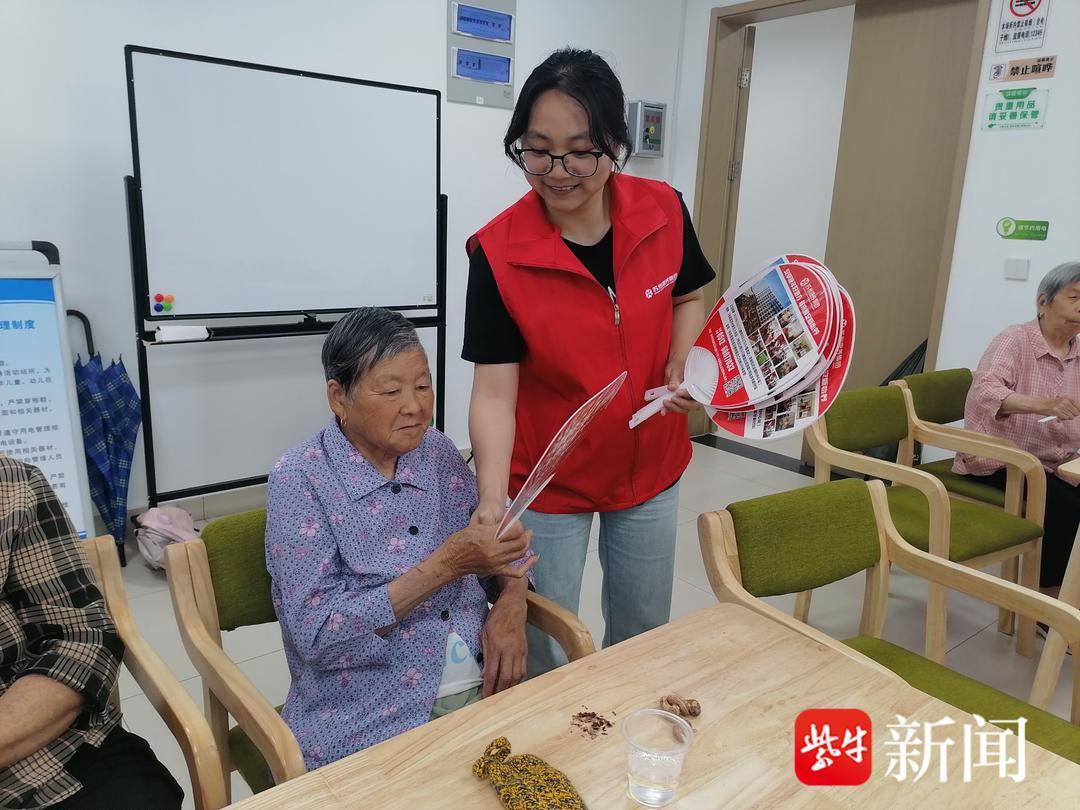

{"left": 6, "top": 463, "right": 123, "bottom": 712}
{"left": 1, "top": 456, "right": 123, "bottom": 808}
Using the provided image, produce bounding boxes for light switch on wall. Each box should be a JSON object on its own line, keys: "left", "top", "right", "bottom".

{"left": 1003, "top": 257, "right": 1029, "bottom": 281}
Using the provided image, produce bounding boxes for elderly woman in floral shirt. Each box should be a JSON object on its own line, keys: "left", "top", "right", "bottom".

{"left": 265, "top": 308, "right": 535, "bottom": 769}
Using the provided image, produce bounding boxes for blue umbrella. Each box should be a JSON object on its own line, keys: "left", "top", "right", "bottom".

{"left": 74, "top": 354, "right": 116, "bottom": 539}
{"left": 73, "top": 352, "right": 142, "bottom": 549}
{"left": 101, "top": 357, "right": 141, "bottom": 544}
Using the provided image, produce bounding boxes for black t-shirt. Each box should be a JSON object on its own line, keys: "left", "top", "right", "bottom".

{"left": 462, "top": 190, "right": 715, "bottom": 364}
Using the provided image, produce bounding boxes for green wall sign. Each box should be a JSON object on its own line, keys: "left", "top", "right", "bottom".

{"left": 982, "top": 86, "right": 1048, "bottom": 130}
{"left": 997, "top": 217, "right": 1049, "bottom": 241}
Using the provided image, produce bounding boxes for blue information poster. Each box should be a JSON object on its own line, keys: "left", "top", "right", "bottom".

{"left": 0, "top": 275, "right": 92, "bottom": 538}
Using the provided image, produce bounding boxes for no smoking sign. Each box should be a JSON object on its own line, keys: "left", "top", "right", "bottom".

{"left": 996, "top": 0, "right": 1050, "bottom": 53}
{"left": 1008, "top": 0, "right": 1042, "bottom": 17}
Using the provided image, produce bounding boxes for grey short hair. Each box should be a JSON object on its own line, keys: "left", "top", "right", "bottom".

{"left": 1038, "top": 262, "right": 1080, "bottom": 307}
{"left": 321, "top": 308, "right": 422, "bottom": 395}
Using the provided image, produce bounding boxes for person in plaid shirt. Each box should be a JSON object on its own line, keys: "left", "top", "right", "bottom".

{"left": 955, "top": 262, "right": 1080, "bottom": 597}
{"left": 0, "top": 455, "right": 181, "bottom": 809}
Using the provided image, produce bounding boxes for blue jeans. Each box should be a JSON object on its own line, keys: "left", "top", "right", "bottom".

{"left": 522, "top": 483, "right": 680, "bottom": 676}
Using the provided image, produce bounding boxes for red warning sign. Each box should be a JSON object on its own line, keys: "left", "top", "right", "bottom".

{"left": 1008, "top": 0, "right": 1042, "bottom": 17}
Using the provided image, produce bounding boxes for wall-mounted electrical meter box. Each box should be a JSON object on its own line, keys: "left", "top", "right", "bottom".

{"left": 447, "top": 1, "right": 516, "bottom": 109}
{"left": 627, "top": 100, "right": 666, "bottom": 158}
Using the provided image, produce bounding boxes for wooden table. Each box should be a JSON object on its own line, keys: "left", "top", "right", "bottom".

{"left": 234, "top": 604, "right": 1077, "bottom": 808}
{"left": 1058, "top": 456, "right": 1080, "bottom": 482}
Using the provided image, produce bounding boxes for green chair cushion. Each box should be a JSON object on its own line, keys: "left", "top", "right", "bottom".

{"left": 902, "top": 369, "right": 973, "bottom": 426}
{"left": 823, "top": 387, "right": 910, "bottom": 453}
{"left": 885, "top": 486, "right": 1040, "bottom": 561}
{"left": 843, "top": 636, "right": 1080, "bottom": 765}
{"left": 727, "top": 479, "right": 880, "bottom": 597}
{"left": 201, "top": 508, "right": 277, "bottom": 630}
{"left": 229, "top": 706, "right": 282, "bottom": 794}
{"left": 917, "top": 460, "right": 1007, "bottom": 509}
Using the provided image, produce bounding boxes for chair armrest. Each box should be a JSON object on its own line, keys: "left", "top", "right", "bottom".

{"left": 881, "top": 517, "right": 1080, "bottom": 648}
{"left": 913, "top": 423, "right": 1047, "bottom": 524}
{"left": 165, "top": 543, "right": 307, "bottom": 787}
{"left": 807, "top": 426, "right": 953, "bottom": 555}
{"left": 87, "top": 537, "right": 229, "bottom": 810}
{"left": 912, "top": 423, "right": 1042, "bottom": 474}
{"left": 920, "top": 422, "right": 1020, "bottom": 451}
{"left": 524, "top": 590, "right": 595, "bottom": 662}
{"left": 807, "top": 423, "right": 947, "bottom": 494}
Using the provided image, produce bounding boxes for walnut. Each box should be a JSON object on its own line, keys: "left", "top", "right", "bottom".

{"left": 659, "top": 694, "right": 701, "bottom": 717}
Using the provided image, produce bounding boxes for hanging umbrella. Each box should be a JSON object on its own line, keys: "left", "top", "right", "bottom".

{"left": 100, "top": 357, "right": 141, "bottom": 545}
{"left": 70, "top": 309, "right": 142, "bottom": 562}
{"left": 74, "top": 353, "right": 117, "bottom": 539}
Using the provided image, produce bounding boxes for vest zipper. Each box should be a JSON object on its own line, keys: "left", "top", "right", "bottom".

{"left": 610, "top": 223, "right": 663, "bottom": 507}
{"left": 607, "top": 287, "right": 621, "bottom": 325}
{"left": 607, "top": 285, "right": 638, "bottom": 504}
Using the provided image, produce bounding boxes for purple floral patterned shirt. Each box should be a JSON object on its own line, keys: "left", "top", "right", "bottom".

{"left": 265, "top": 421, "right": 484, "bottom": 768}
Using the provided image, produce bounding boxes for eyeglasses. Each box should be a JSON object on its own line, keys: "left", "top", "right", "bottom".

{"left": 513, "top": 147, "right": 606, "bottom": 178}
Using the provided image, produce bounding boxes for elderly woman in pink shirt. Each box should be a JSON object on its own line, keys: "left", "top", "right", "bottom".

{"left": 955, "top": 262, "right": 1080, "bottom": 597}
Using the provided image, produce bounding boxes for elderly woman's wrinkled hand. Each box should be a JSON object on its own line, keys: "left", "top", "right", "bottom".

{"left": 481, "top": 595, "right": 528, "bottom": 697}
{"left": 439, "top": 521, "right": 537, "bottom": 580}
{"left": 1042, "top": 396, "right": 1080, "bottom": 421}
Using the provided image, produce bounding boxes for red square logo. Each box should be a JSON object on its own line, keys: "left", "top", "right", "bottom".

{"left": 794, "top": 709, "right": 872, "bottom": 785}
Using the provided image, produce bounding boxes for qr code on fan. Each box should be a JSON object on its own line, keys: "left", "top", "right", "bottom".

{"left": 723, "top": 378, "right": 742, "bottom": 397}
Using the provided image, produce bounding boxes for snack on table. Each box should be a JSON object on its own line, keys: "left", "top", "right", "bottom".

{"left": 473, "top": 737, "right": 586, "bottom": 809}
{"left": 570, "top": 708, "right": 614, "bottom": 739}
{"left": 659, "top": 694, "right": 701, "bottom": 718}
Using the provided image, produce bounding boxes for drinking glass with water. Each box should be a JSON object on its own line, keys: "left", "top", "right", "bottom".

{"left": 622, "top": 708, "right": 694, "bottom": 807}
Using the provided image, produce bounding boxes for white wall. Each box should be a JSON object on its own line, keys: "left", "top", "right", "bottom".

{"left": 729, "top": 6, "right": 853, "bottom": 285}
{"left": 936, "top": 0, "right": 1078, "bottom": 373}
{"left": 670, "top": 0, "right": 739, "bottom": 217}
{"left": 0, "top": 0, "right": 686, "bottom": 509}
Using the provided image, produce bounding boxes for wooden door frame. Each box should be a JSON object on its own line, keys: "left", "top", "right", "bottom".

{"left": 691, "top": 0, "right": 991, "bottom": 382}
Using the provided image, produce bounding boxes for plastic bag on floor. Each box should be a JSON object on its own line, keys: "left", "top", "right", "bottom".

{"left": 135, "top": 507, "right": 198, "bottom": 569}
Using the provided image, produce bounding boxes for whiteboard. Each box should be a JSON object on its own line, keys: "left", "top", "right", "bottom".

{"left": 128, "top": 48, "right": 439, "bottom": 318}
{"left": 146, "top": 328, "right": 439, "bottom": 498}
{"left": 0, "top": 262, "right": 94, "bottom": 538}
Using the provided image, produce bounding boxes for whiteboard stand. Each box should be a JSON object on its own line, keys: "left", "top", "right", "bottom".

{"left": 125, "top": 178, "right": 448, "bottom": 506}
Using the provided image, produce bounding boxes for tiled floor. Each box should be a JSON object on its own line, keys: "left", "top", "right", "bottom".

{"left": 115, "top": 442, "right": 1075, "bottom": 808}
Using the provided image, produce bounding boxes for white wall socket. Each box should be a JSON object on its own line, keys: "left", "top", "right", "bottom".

{"left": 1003, "top": 257, "right": 1030, "bottom": 281}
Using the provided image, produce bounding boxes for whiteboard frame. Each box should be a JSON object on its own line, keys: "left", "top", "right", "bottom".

{"left": 124, "top": 45, "right": 442, "bottom": 322}
{"left": 0, "top": 251, "right": 95, "bottom": 539}
{"left": 139, "top": 323, "right": 442, "bottom": 502}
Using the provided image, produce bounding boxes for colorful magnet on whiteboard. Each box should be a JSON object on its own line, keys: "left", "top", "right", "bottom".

{"left": 164, "top": 294, "right": 175, "bottom": 303}
{"left": 154, "top": 293, "right": 164, "bottom": 302}
{"left": 153, "top": 303, "right": 164, "bottom": 312}
{"left": 162, "top": 302, "right": 173, "bottom": 312}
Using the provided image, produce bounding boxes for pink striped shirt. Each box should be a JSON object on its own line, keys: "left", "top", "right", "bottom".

{"left": 955, "top": 319, "right": 1080, "bottom": 476}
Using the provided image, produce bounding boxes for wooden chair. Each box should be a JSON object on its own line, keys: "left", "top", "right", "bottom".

{"left": 83, "top": 536, "right": 228, "bottom": 810}
{"left": 893, "top": 369, "right": 1048, "bottom": 637}
{"left": 891, "top": 369, "right": 1040, "bottom": 512}
{"left": 165, "top": 508, "right": 595, "bottom": 800}
{"left": 697, "top": 479, "right": 1080, "bottom": 764}
{"left": 807, "top": 384, "right": 1045, "bottom": 664}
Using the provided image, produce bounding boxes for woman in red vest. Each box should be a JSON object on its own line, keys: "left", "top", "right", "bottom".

{"left": 463, "top": 49, "right": 715, "bottom": 677}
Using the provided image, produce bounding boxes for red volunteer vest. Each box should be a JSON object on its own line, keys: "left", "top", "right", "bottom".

{"left": 468, "top": 173, "right": 692, "bottom": 513}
